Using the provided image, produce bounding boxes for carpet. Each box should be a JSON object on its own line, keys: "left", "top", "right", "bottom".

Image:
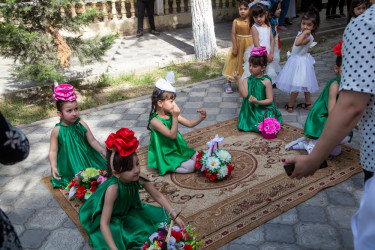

{"left": 42, "top": 118, "right": 361, "bottom": 249}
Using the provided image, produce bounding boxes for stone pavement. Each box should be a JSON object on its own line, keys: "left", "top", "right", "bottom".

{"left": 0, "top": 49, "right": 363, "bottom": 249}
{"left": 0, "top": 8, "right": 348, "bottom": 95}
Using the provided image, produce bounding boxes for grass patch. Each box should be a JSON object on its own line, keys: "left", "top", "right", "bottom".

{"left": 2, "top": 56, "right": 226, "bottom": 125}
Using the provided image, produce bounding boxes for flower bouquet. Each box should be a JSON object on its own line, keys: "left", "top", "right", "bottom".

{"left": 142, "top": 223, "right": 201, "bottom": 250}
{"left": 66, "top": 168, "right": 108, "bottom": 201}
{"left": 258, "top": 108, "right": 281, "bottom": 139}
{"left": 195, "top": 135, "right": 234, "bottom": 181}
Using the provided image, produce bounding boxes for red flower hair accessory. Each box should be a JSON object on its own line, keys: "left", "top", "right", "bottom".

{"left": 53, "top": 84, "right": 77, "bottom": 101}
{"left": 333, "top": 41, "right": 343, "bottom": 57}
{"left": 105, "top": 128, "right": 139, "bottom": 157}
{"left": 250, "top": 46, "right": 268, "bottom": 57}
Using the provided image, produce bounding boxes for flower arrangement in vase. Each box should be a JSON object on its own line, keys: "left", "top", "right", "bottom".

{"left": 195, "top": 135, "right": 234, "bottom": 181}
{"left": 142, "top": 223, "right": 201, "bottom": 250}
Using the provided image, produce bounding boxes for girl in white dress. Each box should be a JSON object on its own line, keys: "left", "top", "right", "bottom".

{"left": 242, "top": 1, "right": 279, "bottom": 83}
{"left": 275, "top": 8, "right": 320, "bottom": 113}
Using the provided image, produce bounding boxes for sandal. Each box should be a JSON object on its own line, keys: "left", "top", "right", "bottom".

{"left": 285, "top": 104, "right": 294, "bottom": 113}
{"left": 296, "top": 103, "right": 312, "bottom": 110}
{"left": 285, "top": 137, "right": 306, "bottom": 151}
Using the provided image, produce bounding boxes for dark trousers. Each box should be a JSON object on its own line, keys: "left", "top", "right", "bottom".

{"left": 279, "top": 0, "right": 290, "bottom": 26}
{"left": 326, "top": 0, "right": 339, "bottom": 15}
{"left": 301, "top": 0, "right": 322, "bottom": 12}
{"left": 137, "top": 0, "right": 155, "bottom": 32}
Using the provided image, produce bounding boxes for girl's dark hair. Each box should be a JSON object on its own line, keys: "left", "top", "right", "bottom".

{"left": 347, "top": 0, "right": 369, "bottom": 23}
{"left": 336, "top": 56, "right": 342, "bottom": 67}
{"left": 106, "top": 148, "right": 136, "bottom": 176}
{"left": 238, "top": 0, "right": 250, "bottom": 7}
{"left": 147, "top": 88, "right": 177, "bottom": 131}
{"left": 249, "top": 54, "right": 268, "bottom": 67}
{"left": 301, "top": 6, "right": 320, "bottom": 35}
{"left": 269, "top": 0, "right": 280, "bottom": 15}
{"left": 250, "top": 3, "right": 271, "bottom": 28}
{"left": 56, "top": 100, "right": 77, "bottom": 112}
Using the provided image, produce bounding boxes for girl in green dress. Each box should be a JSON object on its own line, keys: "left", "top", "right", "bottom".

{"left": 48, "top": 84, "right": 107, "bottom": 188}
{"left": 79, "top": 128, "right": 185, "bottom": 249}
{"left": 285, "top": 41, "right": 352, "bottom": 156}
{"left": 147, "top": 72, "right": 207, "bottom": 175}
{"left": 233, "top": 46, "right": 282, "bottom": 132}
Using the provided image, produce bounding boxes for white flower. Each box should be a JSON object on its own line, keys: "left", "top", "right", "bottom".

{"left": 168, "top": 236, "right": 176, "bottom": 248}
{"left": 205, "top": 156, "right": 221, "bottom": 172}
{"left": 172, "top": 226, "right": 181, "bottom": 232}
{"left": 215, "top": 149, "right": 231, "bottom": 163}
{"left": 84, "top": 191, "right": 92, "bottom": 200}
{"left": 217, "top": 166, "right": 229, "bottom": 179}
{"left": 149, "top": 232, "right": 159, "bottom": 242}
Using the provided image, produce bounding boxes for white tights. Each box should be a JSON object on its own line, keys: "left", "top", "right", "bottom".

{"left": 174, "top": 152, "right": 197, "bottom": 174}
{"left": 292, "top": 136, "right": 351, "bottom": 156}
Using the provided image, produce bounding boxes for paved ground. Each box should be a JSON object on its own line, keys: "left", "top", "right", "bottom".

{"left": 0, "top": 6, "right": 362, "bottom": 250}
{"left": 0, "top": 49, "right": 363, "bottom": 249}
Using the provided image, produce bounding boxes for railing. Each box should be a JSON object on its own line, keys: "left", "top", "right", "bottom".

{"left": 67, "top": 0, "right": 237, "bottom": 22}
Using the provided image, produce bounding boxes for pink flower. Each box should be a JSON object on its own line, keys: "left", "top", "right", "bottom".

{"left": 97, "top": 175, "right": 107, "bottom": 184}
{"left": 258, "top": 118, "right": 280, "bottom": 134}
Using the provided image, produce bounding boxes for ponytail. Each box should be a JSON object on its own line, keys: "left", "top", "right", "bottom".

{"left": 147, "top": 88, "right": 177, "bottom": 131}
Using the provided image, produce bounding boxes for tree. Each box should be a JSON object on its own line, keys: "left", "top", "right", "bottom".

{"left": 191, "top": 0, "right": 218, "bottom": 60}
{"left": 0, "top": 0, "right": 118, "bottom": 83}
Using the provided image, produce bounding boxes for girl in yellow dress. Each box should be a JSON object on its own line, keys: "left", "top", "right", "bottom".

{"left": 222, "top": 0, "right": 253, "bottom": 93}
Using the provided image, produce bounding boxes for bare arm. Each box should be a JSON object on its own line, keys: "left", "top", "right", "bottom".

{"left": 80, "top": 120, "right": 106, "bottom": 158}
{"left": 249, "top": 78, "right": 273, "bottom": 105}
{"left": 48, "top": 126, "right": 60, "bottom": 180}
{"left": 327, "top": 81, "right": 339, "bottom": 114}
{"left": 251, "top": 26, "right": 260, "bottom": 47}
{"left": 140, "top": 173, "right": 185, "bottom": 228}
{"left": 100, "top": 184, "right": 118, "bottom": 250}
{"left": 178, "top": 110, "right": 206, "bottom": 128}
{"left": 286, "top": 90, "right": 371, "bottom": 179}
{"left": 233, "top": 71, "right": 249, "bottom": 98}
{"left": 268, "top": 27, "right": 274, "bottom": 62}
{"left": 295, "top": 30, "right": 312, "bottom": 46}
{"left": 231, "top": 20, "right": 238, "bottom": 56}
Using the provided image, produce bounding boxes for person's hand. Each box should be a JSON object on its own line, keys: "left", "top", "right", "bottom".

{"left": 303, "top": 29, "right": 312, "bottom": 36}
{"left": 197, "top": 109, "right": 207, "bottom": 119}
{"left": 283, "top": 155, "right": 321, "bottom": 179}
{"left": 172, "top": 103, "right": 180, "bottom": 118}
{"left": 52, "top": 167, "right": 61, "bottom": 180}
{"left": 249, "top": 95, "right": 258, "bottom": 104}
{"left": 175, "top": 217, "right": 186, "bottom": 229}
{"left": 267, "top": 54, "right": 274, "bottom": 63}
{"left": 232, "top": 48, "right": 238, "bottom": 57}
{"left": 233, "top": 71, "right": 240, "bottom": 81}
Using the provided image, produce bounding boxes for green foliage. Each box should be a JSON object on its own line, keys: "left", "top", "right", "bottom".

{"left": 0, "top": 0, "right": 116, "bottom": 83}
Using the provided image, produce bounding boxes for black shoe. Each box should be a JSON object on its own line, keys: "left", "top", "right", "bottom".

{"left": 340, "top": 13, "right": 346, "bottom": 17}
{"left": 150, "top": 30, "right": 160, "bottom": 36}
{"left": 136, "top": 30, "right": 143, "bottom": 37}
{"left": 285, "top": 20, "right": 293, "bottom": 25}
{"left": 293, "top": 15, "right": 299, "bottom": 19}
{"left": 326, "top": 15, "right": 335, "bottom": 19}
{"left": 333, "top": 14, "right": 341, "bottom": 18}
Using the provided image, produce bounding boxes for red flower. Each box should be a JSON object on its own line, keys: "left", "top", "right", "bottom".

{"left": 67, "top": 180, "right": 79, "bottom": 188}
{"left": 333, "top": 41, "right": 343, "bottom": 57}
{"left": 76, "top": 185, "right": 87, "bottom": 198}
{"left": 209, "top": 172, "right": 217, "bottom": 181}
{"left": 195, "top": 151, "right": 203, "bottom": 169}
{"left": 171, "top": 230, "right": 183, "bottom": 242}
{"left": 184, "top": 245, "right": 193, "bottom": 250}
{"left": 105, "top": 128, "right": 139, "bottom": 157}
{"left": 90, "top": 185, "right": 97, "bottom": 193}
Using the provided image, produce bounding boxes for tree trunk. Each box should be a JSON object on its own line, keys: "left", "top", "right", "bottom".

{"left": 48, "top": 25, "right": 71, "bottom": 68}
{"left": 191, "top": 0, "right": 217, "bottom": 60}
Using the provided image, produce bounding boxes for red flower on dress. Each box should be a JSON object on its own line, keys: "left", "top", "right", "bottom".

{"left": 184, "top": 244, "right": 193, "bottom": 250}
{"left": 105, "top": 128, "right": 139, "bottom": 157}
{"left": 76, "top": 186, "right": 87, "bottom": 198}
{"left": 171, "top": 230, "right": 183, "bottom": 242}
{"left": 333, "top": 41, "right": 343, "bottom": 57}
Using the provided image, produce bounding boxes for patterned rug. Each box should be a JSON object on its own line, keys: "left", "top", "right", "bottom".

{"left": 42, "top": 118, "right": 361, "bottom": 249}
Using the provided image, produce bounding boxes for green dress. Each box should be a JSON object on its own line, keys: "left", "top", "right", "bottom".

{"left": 304, "top": 77, "right": 353, "bottom": 139}
{"left": 148, "top": 113, "right": 196, "bottom": 175}
{"left": 52, "top": 117, "right": 107, "bottom": 188}
{"left": 79, "top": 176, "right": 169, "bottom": 249}
{"left": 238, "top": 75, "right": 283, "bottom": 132}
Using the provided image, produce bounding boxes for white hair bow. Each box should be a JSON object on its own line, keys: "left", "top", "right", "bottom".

{"left": 155, "top": 71, "right": 176, "bottom": 93}
{"left": 207, "top": 134, "right": 224, "bottom": 156}
{"left": 249, "top": 0, "right": 270, "bottom": 8}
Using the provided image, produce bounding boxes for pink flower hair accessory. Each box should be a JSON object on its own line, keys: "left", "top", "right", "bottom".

{"left": 53, "top": 84, "right": 77, "bottom": 101}
{"left": 250, "top": 46, "right": 268, "bottom": 57}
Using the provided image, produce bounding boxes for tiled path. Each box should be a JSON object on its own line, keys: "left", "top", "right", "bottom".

{"left": 0, "top": 49, "right": 362, "bottom": 249}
